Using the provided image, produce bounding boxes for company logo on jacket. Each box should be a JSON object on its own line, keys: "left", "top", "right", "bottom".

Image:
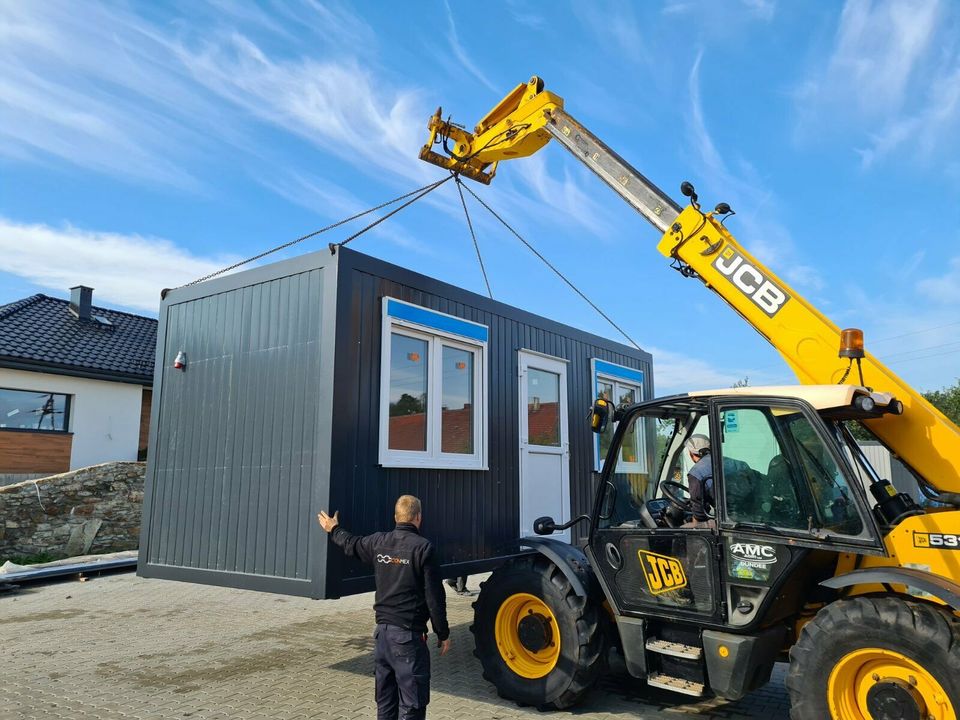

{"left": 377, "top": 554, "right": 410, "bottom": 565}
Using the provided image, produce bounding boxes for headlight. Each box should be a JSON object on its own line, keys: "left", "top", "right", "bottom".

{"left": 853, "top": 395, "right": 876, "bottom": 413}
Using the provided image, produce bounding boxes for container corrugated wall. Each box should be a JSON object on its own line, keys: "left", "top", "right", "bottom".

{"left": 328, "top": 249, "right": 653, "bottom": 596}
{"left": 140, "top": 258, "right": 338, "bottom": 598}
{"left": 859, "top": 440, "right": 921, "bottom": 500}
{"left": 140, "top": 247, "right": 651, "bottom": 600}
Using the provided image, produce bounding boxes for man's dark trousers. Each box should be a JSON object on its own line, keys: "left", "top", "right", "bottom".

{"left": 374, "top": 623, "right": 430, "bottom": 720}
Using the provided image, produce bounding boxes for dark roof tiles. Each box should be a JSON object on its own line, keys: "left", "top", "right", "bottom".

{"left": 0, "top": 294, "right": 157, "bottom": 383}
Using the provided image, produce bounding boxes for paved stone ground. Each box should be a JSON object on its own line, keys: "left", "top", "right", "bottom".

{"left": 1, "top": 572, "right": 790, "bottom": 719}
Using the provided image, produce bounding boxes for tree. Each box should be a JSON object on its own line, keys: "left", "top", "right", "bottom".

{"left": 846, "top": 379, "right": 960, "bottom": 442}
{"left": 924, "top": 379, "right": 960, "bottom": 426}
{"left": 390, "top": 393, "right": 425, "bottom": 417}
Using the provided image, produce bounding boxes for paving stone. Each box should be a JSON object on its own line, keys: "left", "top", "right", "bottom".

{"left": 1, "top": 573, "right": 790, "bottom": 719}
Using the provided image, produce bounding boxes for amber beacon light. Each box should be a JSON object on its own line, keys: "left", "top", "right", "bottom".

{"left": 839, "top": 328, "right": 865, "bottom": 359}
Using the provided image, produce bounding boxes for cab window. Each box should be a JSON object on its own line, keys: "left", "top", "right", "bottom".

{"left": 719, "top": 404, "right": 864, "bottom": 535}
{"left": 596, "top": 406, "right": 708, "bottom": 529}
{"left": 596, "top": 411, "right": 677, "bottom": 528}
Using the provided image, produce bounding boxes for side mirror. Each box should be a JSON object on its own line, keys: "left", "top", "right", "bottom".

{"left": 533, "top": 516, "right": 557, "bottom": 535}
{"left": 590, "top": 398, "right": 612, "bottom": 434}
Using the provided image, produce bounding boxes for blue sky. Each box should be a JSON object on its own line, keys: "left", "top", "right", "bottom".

{"left": 1, "top": 0, "right": 958, "bottom": 396}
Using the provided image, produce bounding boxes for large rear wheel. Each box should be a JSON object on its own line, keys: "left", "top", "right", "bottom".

{"left": 787, "top": 597, "right": 959, "bottom": 720}
{"left": 471, "top": 555, "right": 606, "bottom": 709}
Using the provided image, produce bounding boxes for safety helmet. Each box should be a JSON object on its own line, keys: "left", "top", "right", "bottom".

{"left": 684, "top": 433, "right": 711, "bottom": 456}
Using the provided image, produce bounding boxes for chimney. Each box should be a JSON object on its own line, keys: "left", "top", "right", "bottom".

{"left": 70, "top": 286, "right": 93, "bottom": 321}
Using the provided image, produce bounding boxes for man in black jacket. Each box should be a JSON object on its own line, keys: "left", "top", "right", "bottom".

{"left": 317, "top": 495, "right": 450, "bottom": 720}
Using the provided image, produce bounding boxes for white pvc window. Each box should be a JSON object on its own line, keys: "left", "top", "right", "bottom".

{"left": 379, "top": 298, "right": 488, "bottom": 469}
{"left": 592, "top": 359, "right": 646, "bottom": 473}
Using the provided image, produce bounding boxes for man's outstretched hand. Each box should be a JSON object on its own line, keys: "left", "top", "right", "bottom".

{"left": 438, "top": 638, "right": 451, "bottom": 657}
{"left": 317, "top": 510, "right": 339, "bottom": 533}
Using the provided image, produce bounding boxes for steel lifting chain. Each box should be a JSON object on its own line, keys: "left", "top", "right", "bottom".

{"left": 181, "top": 175, "right": 453, "bottom": 288}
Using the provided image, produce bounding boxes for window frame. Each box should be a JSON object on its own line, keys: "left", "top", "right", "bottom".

{"left": 591, "top": 359, "right": 646, "bottom": 473}
{"left": 379, "top": 298, "right": 488, "bottom": 470}
{"left": 0, "top": 386, "right": 72, "bottom": 433}
{"left": 710, "top": 396, "right": 883, "bottom": 550}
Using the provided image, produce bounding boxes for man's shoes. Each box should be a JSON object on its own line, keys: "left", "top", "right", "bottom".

{"left": 446, "top": 577, "right": 470, "bottom": 595}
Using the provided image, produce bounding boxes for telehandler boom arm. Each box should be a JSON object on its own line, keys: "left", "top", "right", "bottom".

{"left": 420, "top": 77, "right": 960, "bottom": 495}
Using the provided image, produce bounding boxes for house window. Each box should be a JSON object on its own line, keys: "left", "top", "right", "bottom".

{"left": 592, "top": 360, "right": 645, "bottom": 472}
{"left": 0, "top": 388, "right": 70, "bottom": 432}
{"left": 380, "top": 298, "right": 488, "bottom": 469}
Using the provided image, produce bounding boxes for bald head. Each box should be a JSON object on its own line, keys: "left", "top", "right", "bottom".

{"left": 395, "top": 495, "right": 422, "bottom": 524}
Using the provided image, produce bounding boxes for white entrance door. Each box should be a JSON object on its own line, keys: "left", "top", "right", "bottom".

{"left": 518, "top": 351, "right": 570, "bottom": 542}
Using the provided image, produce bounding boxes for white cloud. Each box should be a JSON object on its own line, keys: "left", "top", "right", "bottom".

{"left": 795, "top": 0, "right": 960, "bottom": 168}
{"left": 575, "top": 1, "right": 652, "bottom": 69}
{"left": 507, "top": 8, "right": 546, "bottom": 30}
{"left": 917, "top": 255, "right": 960, "bottom": 304}
{"left": 0, "top": 0, "right": 614, "bottom": 244}
{"left": 0, "top": 218, "right": 238, "bottom": 312}
{"left": 686, "top": 52, "right": 825, "bottom": 291}
{"left": 508, "top": 154, "right": 615, "bottom": 237}
{"left": 740, "top": 0, "right": 775, "bottom": 21}
{"left": 662, "top": 2, "right": 696, "bottom": 15}
{"left": 0, "top": 2, "right": 429, "bottom": 192}
{"left": 825, "top": 0, "right": 938, "bottom": 115}
{"left": 688, "top": 52, "right": 727, "bottom": 183}
{"left": 822, "top": 264, "right": 960, "bottom": 391}
{"left": 173, "top": 34, "right": 432, "bottom": 186}
{"left": 857, "top": 65, "right": 960, "bottom": 168}
{"left": 784, "top": 264, "right": 825, "bottom": 293}
{"left": 256, "top": 171, "right": 433, "bottom": 254}
{"left": 0, "top": 2, "right": 211, "bottom": 189}
{"left": 442, "top": 1, "right": 498, "bottom": 93}
{"left": 662, "top": 0, "right": 775, "bottom": 21}
{"left": 648, "top": 345, "right": 783, "bottom": 395}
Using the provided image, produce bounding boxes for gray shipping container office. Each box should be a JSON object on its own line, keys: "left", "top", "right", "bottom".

{"left": 138, "top": 246, "right": 653, "bottom": 599}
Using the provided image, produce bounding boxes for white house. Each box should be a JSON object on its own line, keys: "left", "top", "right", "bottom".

{"left": 0, "top": 286, "right": 156, "bottom": 479}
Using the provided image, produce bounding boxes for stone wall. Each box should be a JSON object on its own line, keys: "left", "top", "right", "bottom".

{"left": 0, "top": 461, "right": 144, "bottom": 562}
{"left": 0, "top": 473, "right": 46, "bottom": 485}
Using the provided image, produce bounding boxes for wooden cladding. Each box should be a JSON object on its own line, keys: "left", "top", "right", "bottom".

{"left": 0, "top": 430, "right": 72, "bottom": 474}
{"left": 139, "top": 389, "right": 152, "bottom": 457}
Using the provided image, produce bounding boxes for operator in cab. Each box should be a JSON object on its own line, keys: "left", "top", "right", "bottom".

{"left": 683, "top": 434, "right": 715, "bottom": 528}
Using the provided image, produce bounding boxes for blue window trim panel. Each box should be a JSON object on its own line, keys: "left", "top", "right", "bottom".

{"left": 593, "top": 359, "right": 644, "bottom": 385}
{"left": 385, "top": 298, "right": 488, "bottom": 343}
{"left": 591, "top": 358, "right": 645, "bottom": 472}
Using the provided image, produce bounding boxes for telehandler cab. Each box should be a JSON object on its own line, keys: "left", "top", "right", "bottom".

{"left": 421, "top": 78, "right": 960, "bottom": 720}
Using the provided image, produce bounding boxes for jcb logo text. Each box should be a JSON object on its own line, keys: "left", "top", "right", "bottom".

{"left": 713, "top": 246, "right": 790, "bottom": 317}
{"left": 638, "top": 550, "right": 687, "bottom": 595}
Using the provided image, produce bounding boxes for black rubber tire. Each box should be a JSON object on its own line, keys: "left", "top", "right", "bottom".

{"left": 471, "top": 555, "right": 607, "bottom": 710}
{"left": 787, "top": 596, "right": 960, "bottom": 720}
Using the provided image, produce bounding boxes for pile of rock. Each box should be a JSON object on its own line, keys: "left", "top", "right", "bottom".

{"left": 0, "top": 461, "right": 145, "bottom": 562}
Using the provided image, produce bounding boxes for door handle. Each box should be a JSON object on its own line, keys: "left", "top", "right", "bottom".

{"left": 605, "top": 542, "right": 622, "bottom": 570}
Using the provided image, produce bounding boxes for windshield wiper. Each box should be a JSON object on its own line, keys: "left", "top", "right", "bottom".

{"left": 727, "top": 521, "right": 785, "bottom": 536}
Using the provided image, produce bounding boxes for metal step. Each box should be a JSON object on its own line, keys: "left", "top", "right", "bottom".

{"left": 646, "top": 672, "right": 706, "bottom": 697}
{"left": 645, "top": 637, "right": 702, "bottom": 660}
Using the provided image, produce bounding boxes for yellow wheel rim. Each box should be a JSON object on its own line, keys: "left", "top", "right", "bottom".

{"left": 494, "top": 592, "right": 561, "bottom": 679}
{"left": 827, "top": 647, "right": 956, "bottom": 720}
